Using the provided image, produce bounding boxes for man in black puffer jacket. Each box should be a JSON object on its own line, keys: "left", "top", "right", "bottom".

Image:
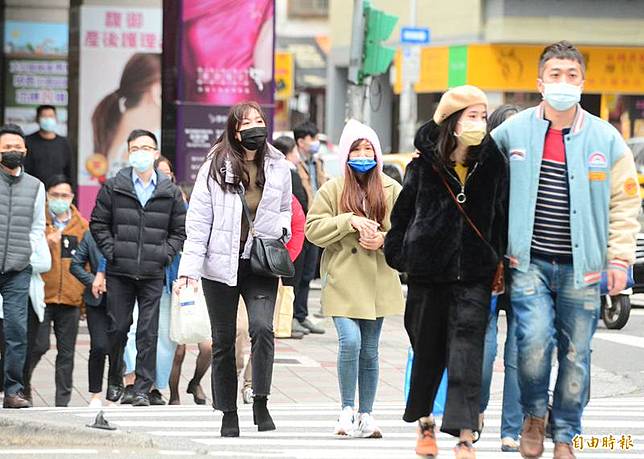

{"left": 90, "top": 129, "right": 186, "bottom": 407}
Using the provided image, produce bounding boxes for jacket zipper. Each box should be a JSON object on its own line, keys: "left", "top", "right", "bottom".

{"left": 2, "top": 185, "right": 14, "bottom": 273}
{"left": 443, "top": 162, "right": 479, "bottom": 281}
{"left": 444, "top": 162, "right": 479, "bottom": 202}
{"left": 114, "top": 185, "right": 154, "bottom": 281}
{"left": 135, "top": 205, "right": 145, "bottom": 281}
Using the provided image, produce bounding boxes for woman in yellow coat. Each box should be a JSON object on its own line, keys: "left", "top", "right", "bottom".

{"left": 305, "top": 119, "right": 404, "bottom": 439}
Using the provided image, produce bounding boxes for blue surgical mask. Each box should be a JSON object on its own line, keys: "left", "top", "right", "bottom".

{"left": 347, "top": 158, "right": 377, "bottom": 174}
{"left": 542, "top": 82, "right": 581, "bottom": 112}
{"left": 309, "top": 141, "right": 320, "bottom": 154}
{"left": 48, "top": 198, "right": 70, "bottom": 215}
{"left": 129, "top": 150, "right": 155, "bottom": 173}
{"left": 39, "top": 117, "right": 57, "bottom": 132}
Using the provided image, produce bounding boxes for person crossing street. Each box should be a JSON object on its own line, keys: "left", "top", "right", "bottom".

{"left": 90, "top": 129, "right": 186, "bottom": 407}
{"left": 491, "top": 41, "right": 640, "bottom": 459}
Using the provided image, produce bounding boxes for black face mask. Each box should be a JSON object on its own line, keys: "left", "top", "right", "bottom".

{"left": 239, "top": 126, "right": 268, "bottom": 151}
{"left": 0, "top": 151, "right": 25, "bottom": 170}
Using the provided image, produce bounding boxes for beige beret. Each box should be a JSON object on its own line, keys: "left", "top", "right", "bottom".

{"left": 433, "top": 85, "right": 488, "bottom": 125}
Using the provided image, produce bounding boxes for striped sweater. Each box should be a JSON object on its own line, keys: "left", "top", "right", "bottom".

{"left": 531, "top": 128, "right": 572, "bottom": 256}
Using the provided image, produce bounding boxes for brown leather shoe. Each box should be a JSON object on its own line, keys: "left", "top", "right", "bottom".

{"left": 23, "top": 385, "right": 32, "bottom": 404}
{"left": 553, "top": 442, "right": 576, "bottom": 459}
{"left": 520, "top": 416, "right": 545, "bottom": 458}
{"left": 3, "top": 392, "right": 32, "bottom": 409}
{"left": 415, "top": 420, "right": 438, "bottom": 457}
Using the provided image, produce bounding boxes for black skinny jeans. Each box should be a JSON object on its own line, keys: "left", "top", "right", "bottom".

{"left": 202, "top": 259, "right": 278, "bottom": 412}
{"left": 404, "top": 281, "right": 489, "bottom": 437}
{"left": 86, "top": 305, "right": 120, "bottom": 393}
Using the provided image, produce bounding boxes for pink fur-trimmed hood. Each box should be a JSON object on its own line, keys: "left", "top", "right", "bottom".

{"left": 337, "top": 119, "right": 384, "bottom": 175}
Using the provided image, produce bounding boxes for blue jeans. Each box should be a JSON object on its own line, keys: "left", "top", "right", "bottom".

{"left": 480, "top": 306, "right": 522, "bottom": 440}
{"left": 333, "top": 316, "right": 384, "bottom": 414}
{"left": 124, "top": 293, "right": 176, "bottom": 390}
{"left": 0, "top": 266, "right": 32, "bottom": 395}
{"left": 511, "top": 257, "right": 599, "bottom": 444}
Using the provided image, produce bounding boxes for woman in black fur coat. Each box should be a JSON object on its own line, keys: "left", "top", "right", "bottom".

{"left": 384, "top": 85, "right": 508, "bottom": 459}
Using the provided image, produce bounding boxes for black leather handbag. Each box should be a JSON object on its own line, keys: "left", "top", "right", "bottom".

{"left": 238, "top": 189, "right": 295, "bottom": 278}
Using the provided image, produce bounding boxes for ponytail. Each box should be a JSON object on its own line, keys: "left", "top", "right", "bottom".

{"left": 90, "top": 53, "right": 161, "bottom": 156}
{"left": 91, "top": 91, "right": 122, "bottom": 155}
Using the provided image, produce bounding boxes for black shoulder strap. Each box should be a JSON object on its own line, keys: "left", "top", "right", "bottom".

{"left": 237, "top": 187, "right": 255, "bottom": 237}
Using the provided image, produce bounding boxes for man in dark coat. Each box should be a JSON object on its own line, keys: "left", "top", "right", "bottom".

{"left": 90, "top": 129, "right": 186, "bottom": 406}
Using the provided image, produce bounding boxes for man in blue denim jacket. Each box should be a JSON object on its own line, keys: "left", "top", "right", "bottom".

{"left": 492, "top": 41, "right": 640, "bottom": 459}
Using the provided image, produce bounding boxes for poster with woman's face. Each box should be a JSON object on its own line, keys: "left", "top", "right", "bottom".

{"left": 77, "top": 6, "right": 162, "bottom": 216}
{"left": 181, "top": 0, "right": 274, "bottom": 105}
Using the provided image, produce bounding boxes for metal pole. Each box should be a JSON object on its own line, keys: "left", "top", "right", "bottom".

{"left": 398, "top": 0, "right": 418, "bottom": 152}
{"left": 346, "top": 0, "right": 365, "bottom": 121}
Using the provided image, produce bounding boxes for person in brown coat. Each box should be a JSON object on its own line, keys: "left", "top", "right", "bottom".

{"left": 24, "top": 175, "right": 88, "bottom": 407}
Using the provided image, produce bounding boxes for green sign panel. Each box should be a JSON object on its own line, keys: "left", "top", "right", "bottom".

{"left": 448, "top": 45, "right": 468, "bottom": 87}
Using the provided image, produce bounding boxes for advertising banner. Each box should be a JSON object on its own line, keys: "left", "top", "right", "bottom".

{"left": 3, "top": 21, "right": 69, "bottom": 135}
{"left": 174, "top": 0, "right": 275, "bottom": 182}
{"left": 180, "top": 0, "right": 274, "bottom": 105}
{"left": 77, "top": 6, "right": 162, "bottom": 216}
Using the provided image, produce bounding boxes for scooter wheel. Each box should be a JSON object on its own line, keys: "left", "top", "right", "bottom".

{"left": 601, "top": 294, "right": 631, "bottom": 330}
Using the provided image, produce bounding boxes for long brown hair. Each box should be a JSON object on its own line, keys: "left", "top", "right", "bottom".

{"left": 340, "top": 139, "right": 386, "bottom": 224}
{"left": 91, "top": 53, "right": 161, "bottom": 155}
{"left": 208, "top": 102, "right": 268, "bottom": 193}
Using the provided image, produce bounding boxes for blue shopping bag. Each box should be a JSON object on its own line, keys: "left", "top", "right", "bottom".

{"left": 404, "top": 347, "right": 448, "bottom": 416}
{"left": 490, "top": 294, "right": 498, "bottom": 315}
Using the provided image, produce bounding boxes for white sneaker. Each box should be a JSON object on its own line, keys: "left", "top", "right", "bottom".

{"left": 352, "top": 412, "right": 382, "bottom": 438}
{"left": 88, "top": 398, "right": 102, "bottom": 408}
{"left": 241, "top": 387, "right": 253, "bottom": 404}
{"left": 334, "top": 406, "right": 355, "bottom": 436}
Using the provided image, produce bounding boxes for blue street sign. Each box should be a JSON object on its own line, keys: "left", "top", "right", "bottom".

{"left": 400, "top": 27, "right": 431, "bottom": 45}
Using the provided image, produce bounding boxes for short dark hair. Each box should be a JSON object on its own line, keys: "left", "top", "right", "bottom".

{"left": 36, "top": 105, "right": 57, "bottom": 118}
{"left": 487, "top": 104, "right": 522, "bottom": 133}
{"left": 0, "top": 124, "right": 25, "bottom": 141}
{"left": 46, "top": 174, "right": 72, "bottom": 191}
{"left": 293, "top": 121, "right": 318, "bottom": 141}
{"left": 272, "top": 136, "right": 296, "bottom": 156}
{"left": 539, "top": 41, "right": 586, "bottom": 77}
{"left": 127, "top": 129, "right": 158, "bottom": 148}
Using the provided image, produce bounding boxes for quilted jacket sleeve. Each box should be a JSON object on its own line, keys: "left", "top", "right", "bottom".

{"left": 177, "top": 161, "right": 214, "bottom": 280}
{"left": 90, "top": 183, "right": 115, "bottom": 262}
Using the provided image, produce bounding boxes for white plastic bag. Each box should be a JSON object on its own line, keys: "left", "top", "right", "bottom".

{"left": 170, "top": 281, "right": 211, "bottom": 344}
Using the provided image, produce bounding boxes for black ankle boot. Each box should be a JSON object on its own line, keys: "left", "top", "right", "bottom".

{"left": 221, "top": 411, "right": 240, "bottom": 437}
{"left": 252, "top": 396, "right": 276, "bottom": 431}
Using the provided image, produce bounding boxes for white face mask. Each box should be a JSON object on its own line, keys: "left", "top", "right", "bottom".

{"left": 455, "top": 120, "right": 487, "bottom": 147}
{"left": 542, "top": 82, "right": 582, "bottom": 112}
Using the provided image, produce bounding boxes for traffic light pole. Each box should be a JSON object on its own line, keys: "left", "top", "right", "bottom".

{"left": 399, "top": 0, "right": 418, "bottom": 152}
{"left": 346, "top": 0, "right": 366, "bottom": 122}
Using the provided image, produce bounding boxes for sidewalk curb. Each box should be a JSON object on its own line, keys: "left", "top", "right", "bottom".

{"left": 0, "top": 414, "right": 157, "bottom": 449}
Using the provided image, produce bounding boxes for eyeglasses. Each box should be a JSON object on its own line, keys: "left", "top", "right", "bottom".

{"left": 129, "top": 146, "right": 157, "bottom": 153}
{"left": 48, "top": 192, "right": 73, "bottom": 199}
